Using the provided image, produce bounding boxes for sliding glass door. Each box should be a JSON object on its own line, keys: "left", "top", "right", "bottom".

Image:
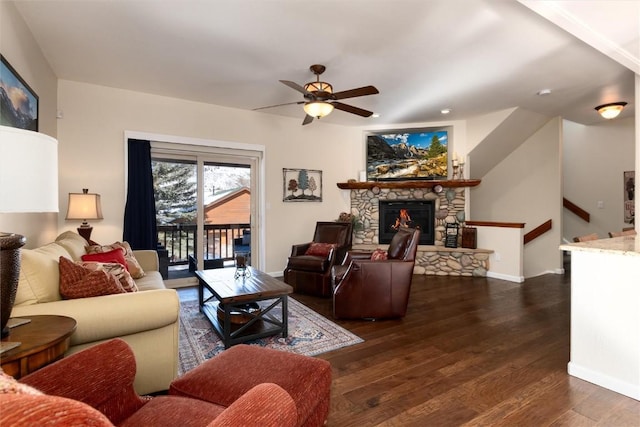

{"left": 151, "top": 145, "right": 258, "bottom": 284}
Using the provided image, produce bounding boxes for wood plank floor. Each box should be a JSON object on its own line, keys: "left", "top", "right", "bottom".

{"left": 292, "top": 273, "right": 640, "bottom": 427}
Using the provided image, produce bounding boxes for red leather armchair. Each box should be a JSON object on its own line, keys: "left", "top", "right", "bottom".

{"left": 332, "top": 227, "right": 420, "bottom": 320}
{"left": 284, "top": 221, "right": 352, "bottom": 297}
{"left": 1, "top": 338, "right": 333, "bottom": 427}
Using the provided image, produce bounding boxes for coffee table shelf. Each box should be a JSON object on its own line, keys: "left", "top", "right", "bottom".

{"left": 195, "top": 267, "right": 293, "bottom": 348}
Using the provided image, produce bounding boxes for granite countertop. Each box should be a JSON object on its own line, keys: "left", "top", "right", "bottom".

{"left": 560, "top": 235, "right": 640, "bottom": 256}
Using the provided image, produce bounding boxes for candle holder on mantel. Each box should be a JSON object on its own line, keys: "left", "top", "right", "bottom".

{"left": 458, "top": 161, "right": 465, "bottom": 180}
{"left": 452, "top": 164, "right": 460, "bottom": 180}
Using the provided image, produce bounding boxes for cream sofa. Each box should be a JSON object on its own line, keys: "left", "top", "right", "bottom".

{"left": 10, "top": 231, "right": 180, "bottom": 395}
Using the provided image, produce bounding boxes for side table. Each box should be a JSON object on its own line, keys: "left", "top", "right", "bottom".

{"left": 0, "top": 315, "right": 77, "bottom": 379}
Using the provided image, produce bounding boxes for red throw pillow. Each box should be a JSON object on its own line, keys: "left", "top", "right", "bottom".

{"left": 59, "top": 257, "right": 126, "bottom": 299}
{"left": 85, "top": 242, "right": 145, "bottom": 278}
{"left": 370, "top": 249, "right": 388, "bottom": 261}
{"left": 81, "top": 248, "right": 128, "bottom": 271}
{"left": 304, "top": 242, "right": 337, "bottom": 257}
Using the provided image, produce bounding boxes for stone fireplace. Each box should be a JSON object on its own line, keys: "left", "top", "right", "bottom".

{"left": 338, "top": 180, "right": 491, "bottom": 277}
{"left": 349, "top": 186, "right": 466, "bottom": 247}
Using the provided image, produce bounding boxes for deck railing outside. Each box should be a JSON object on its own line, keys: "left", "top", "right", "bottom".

{"left": 157, "top": 223, "right": 250, "bottom": 266}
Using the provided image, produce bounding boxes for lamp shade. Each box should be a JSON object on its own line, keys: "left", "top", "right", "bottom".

{"left": 303, "top": 101, "right": 334, "bottom": 119}
{"left": 66, "top": 190, "right": 103, "bottom": 221}
{"left": 595, "top": 102, "right": 627, "bottom": 119}
{"left": 0, "top": 126, "right": 58, "bottom": 213}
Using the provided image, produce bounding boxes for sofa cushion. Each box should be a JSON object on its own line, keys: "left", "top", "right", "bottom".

{"left": 119, "top": 395, "right": 225, "bottom": 427}
{"left": 81, "top": 249, "right": 129, "bottom": 271}
{"left": 0, "top": 371, "right": 42, "bottom": 395}
{"left": 370, "top": 249, "right": 388, "bottom": 261}
{"left": 77, "top": 261, "right": 138, "bottom": 293}
{"left": 15, "top": 243, "right": 71, "bottom": 306}
{"left": 304, "top": 242, "right": 335, "bottom": 257}
{"left": 0, "top": 394, "right": 114, "bottom": 427}
{"left": 133, "top": 271, "right": 166, "bottom": 292}
{"left": 59, "top": 257, "right": 126, "bottom": 299}
{"left": 55, "top": 231, "right": 89, "bottom": 260}
{"left": 86, "top": 242, "right": 145, "bottom": 279}
{"left": 387, "top": 229, "right": 411, "bottom": 259}
{"left": 286, "top": 255, "right": 328, "bottom": 273}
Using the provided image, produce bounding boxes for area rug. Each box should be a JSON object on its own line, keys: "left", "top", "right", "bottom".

{"left": 178, "top": 297, "right": 363, "bottom": 375}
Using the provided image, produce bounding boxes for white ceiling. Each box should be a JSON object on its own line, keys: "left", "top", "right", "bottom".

{"left": 12, "top": 0, "right": 638, "bottom": 127}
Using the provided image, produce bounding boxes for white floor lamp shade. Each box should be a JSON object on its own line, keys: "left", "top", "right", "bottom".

{"left": 0, "top": 125, "right": 58, "bottom": 337}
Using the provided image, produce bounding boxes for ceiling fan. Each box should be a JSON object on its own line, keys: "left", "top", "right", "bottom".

{"left": 254, "top": 64, "right": 379, "bottom": 125}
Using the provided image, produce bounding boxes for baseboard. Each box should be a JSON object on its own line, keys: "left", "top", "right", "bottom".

{"left": 568, "top": 362, "right": 640, "bottom": 400}
{"left": 486, "top": 271, "right": 525, "bottom": 283}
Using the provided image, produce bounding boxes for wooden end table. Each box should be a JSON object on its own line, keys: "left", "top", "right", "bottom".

{"left": 0, "top": 315, "right": 77, "bottom": 379}
{"left": 195, "top": 267, "right": 293, "bottom": 348}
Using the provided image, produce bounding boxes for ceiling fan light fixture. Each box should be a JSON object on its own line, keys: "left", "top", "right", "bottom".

{"left": 304, "top": 101, "right": 334, "bottom": 119}
{"left": 595, "top": 102, "right": 627, "bottom": 119}
{"left": 304, "top": 81, "right": 333, "bottom": 94}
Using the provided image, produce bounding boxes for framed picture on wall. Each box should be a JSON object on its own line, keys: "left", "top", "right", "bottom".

{"left": 1, "top": 54, "right": 39, "bottom": 131}
{"left": 624, "top": 171, "right": 634, "bottom": 225}
{"left": 283, "top": 168, "right": 322, "bottom": 202}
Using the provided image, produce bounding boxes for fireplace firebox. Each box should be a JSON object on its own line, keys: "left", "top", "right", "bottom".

{"left": 379, "top": 200, "right": 435, "bottom": 245}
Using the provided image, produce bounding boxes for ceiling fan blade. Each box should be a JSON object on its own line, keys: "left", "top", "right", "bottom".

{"left": 252, "top": 101, "right": 304, "bottom": 111}
{"left": 332, "top": 102, "right": 374, "bottom": 117}
{"left": 302, "top": 114, "right": 314, "bottom": 125}
{"left": 332, "top": 85, "right": 379, "bottom": 100}
{"left": 280, "top": 80, "right": 311, "bottom": 95}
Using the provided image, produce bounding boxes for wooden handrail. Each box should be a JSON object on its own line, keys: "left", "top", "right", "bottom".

{"left": 524, "top": 219, "right": 552, "bottom": 244}
{"left": 465, "top": 221, "right": 525, "bottom": 228}
{"left": 563, "top": 198, "right": 590, "bottom": 222}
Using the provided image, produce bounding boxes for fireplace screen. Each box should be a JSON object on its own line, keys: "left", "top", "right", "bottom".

{"left": 379, "top": 200, "right": 435, "bottom": 245}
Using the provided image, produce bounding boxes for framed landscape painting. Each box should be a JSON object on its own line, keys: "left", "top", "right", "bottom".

{"left": 283, "top": 168, "right": 322, "bottom": 202}
{"left": 367, "top": 128, "right": 448, "bottom": 181}
{"left": 1, "top": 54, "right": 39, "bottom": 131}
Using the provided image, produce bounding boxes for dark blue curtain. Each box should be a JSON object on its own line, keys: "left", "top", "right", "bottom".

{"left": 123, "top": 139, "right": 157, "bottom": 250}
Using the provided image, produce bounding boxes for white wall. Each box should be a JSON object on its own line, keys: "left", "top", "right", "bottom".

{"left": 0, "top": 1, "right": 58, "bottom": 247}
{"left": 476, "top": 225, "right": 525, "bottom": 282}
{"left": 563, "top": 117, "right": 635, "bottom": 241}
{"left": 470, "top": 117, "right": 563, "bottom": 278}
{"left": 56, "top": 80, "right": 362, "bottom": 274}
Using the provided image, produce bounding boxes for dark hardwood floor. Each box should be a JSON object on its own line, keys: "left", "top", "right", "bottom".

{"left": 292, "top": 274, "right": 640, "bottom": 426}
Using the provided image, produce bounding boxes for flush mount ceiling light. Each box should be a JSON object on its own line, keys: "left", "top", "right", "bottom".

{"left": 440, "top": 108, "right": 451, "bottom": 115}
{"left": 303, "top": 101, "right": 334, "bottom": 119}
{"left": 595, "top": 102, "right": 627, "bottom": 119}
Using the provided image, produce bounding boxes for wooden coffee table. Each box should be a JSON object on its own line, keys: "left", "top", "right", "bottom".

{"left": 195, "top": 267, "right": 293, "bottom": 348}
{"left": 0, "top": 315, "right": 76, "bottom": 379}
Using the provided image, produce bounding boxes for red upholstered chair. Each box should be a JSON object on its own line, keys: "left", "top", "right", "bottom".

{"left": 2, "top": 338, "right": 331, "bottom": 427}
{"left": 332, "top": 227, "right": 420, "bottom": 320}
{"left": 284, "top": 221, "right": 353, "bottom": 297}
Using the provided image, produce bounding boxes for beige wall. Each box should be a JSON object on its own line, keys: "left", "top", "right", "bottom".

{"left": 470, "top": 117, "right": 564, "bottom": 278}
{"left": 56, "top": 80, "right": 363, "bottom": 274}
{"left": 3, "top": 1, "right": 635, "bottom": 275}
{"left": 0, "top": 1, "right": 58, "bottom": 247}
{"left": 563, "top": 117, "right": 635, "bottom": 241}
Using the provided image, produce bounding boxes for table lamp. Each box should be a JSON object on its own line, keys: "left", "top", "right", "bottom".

{"left": 65, "top": 189, "right": 103, "bottom": 241}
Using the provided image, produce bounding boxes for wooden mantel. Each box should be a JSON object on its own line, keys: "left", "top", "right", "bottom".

{"left": 337, "top": 179, "right": 481, "bottom": 190}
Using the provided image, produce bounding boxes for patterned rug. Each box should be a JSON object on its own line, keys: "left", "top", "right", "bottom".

{"left": 178, "top": 297, "right": 363, "bottom": 375}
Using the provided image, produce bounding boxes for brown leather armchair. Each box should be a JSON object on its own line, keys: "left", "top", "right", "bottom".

{"left": 332, "top": 227, "right": 420, "bottom": 319}
{"left": 284, "top": 221, "right": 353, "bottom": 297}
